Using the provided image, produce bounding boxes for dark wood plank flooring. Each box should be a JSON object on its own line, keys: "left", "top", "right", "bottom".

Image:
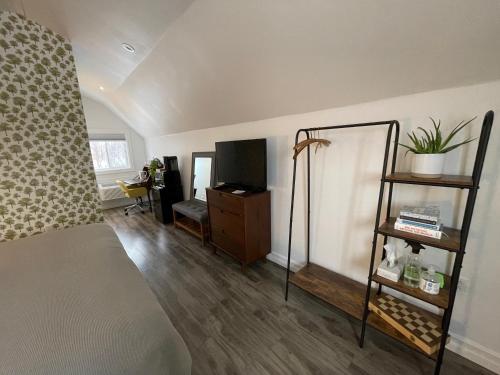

{"left": 104, "top": 208, "right": 493, "bottom": 375}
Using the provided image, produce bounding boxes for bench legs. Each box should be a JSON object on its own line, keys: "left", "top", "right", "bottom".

{"left": 200, "top": 222, "right": 206, "bottom": 247}
{"left": 172, "top": 209, "right": 209, "bottom": 247}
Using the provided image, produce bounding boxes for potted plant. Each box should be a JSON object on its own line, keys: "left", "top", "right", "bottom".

{"left": 148, "top": 158, "right": 163, "bottom": 185}
{"left": 400, "top": 117, "right": 476, "bottom": 178}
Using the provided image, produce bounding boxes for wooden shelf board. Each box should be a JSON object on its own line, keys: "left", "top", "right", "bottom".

{"left": 384, "top": 172, "right": 473, "bottom": 189}
{"left": 289, "top": 263, "right": 365, "bottom": 319}
{"left": 288, "top": 263, "right": 440, "bottom": 359}
{"left": 175, "top": 216, "right": 202, "bottom": 238}
{"left": 378, "top": 218, "right": 461, "bottom": 252}
{"left": 372, "top": 273, "right": 450, "bottom": 309}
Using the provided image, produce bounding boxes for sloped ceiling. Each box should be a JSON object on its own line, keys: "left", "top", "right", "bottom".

{"left": 2, "top": 0, "right": 500, "bottom": 136}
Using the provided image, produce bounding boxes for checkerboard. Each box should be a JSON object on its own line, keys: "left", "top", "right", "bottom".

{"left": 369, "top": 293, "right": 447, "bottom": 355}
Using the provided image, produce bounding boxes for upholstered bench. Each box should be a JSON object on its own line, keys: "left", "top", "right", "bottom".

{"left": 172, "top": 199, "right": 209, "bottom": 245}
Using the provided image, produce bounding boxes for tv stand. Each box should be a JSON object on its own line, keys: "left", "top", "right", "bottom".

{"left": 206, "top": 187, "right": 271, "bottom": 269}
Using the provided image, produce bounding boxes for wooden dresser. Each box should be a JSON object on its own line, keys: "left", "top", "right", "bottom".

{"left": 206, "top": 187, "right": 271, "bottom": 268}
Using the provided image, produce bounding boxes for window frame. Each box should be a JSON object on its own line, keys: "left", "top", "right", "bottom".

{"left": 88, "top": 132, "right": 135, "bottom": 175}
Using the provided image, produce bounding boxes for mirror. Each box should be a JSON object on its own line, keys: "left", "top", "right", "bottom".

{"left": 191, "top": 152, "right": 216, "bottom": 201}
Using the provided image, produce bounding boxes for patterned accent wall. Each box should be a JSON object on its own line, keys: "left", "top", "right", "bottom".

{"left": 0, "top": 11, "right": 103, "bottom": 242}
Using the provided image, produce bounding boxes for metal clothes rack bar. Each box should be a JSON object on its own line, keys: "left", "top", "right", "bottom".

{"left": 285, "top": 119, "right": 400, "bottom": 300}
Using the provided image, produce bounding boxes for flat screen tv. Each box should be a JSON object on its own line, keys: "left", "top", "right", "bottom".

{"left": 215, "top": 138, "right": 267, "bottom": 191}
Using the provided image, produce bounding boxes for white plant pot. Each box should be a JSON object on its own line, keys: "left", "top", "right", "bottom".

{"left": 411, "top": 154, "right": 445, "bottom": 178}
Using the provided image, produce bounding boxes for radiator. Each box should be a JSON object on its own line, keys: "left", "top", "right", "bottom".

{"left": 98, "top": 184, "right": 124, "bottom": 201}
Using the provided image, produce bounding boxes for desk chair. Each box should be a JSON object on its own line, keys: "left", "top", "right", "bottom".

{"left": 116, "top": 180, "right": 150, "bottom": 216}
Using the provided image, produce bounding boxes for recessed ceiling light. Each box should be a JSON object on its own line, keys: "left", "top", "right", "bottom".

{"left": 99, "top": 85, "right": 104, "bottom": 91}
{"left": 121, "top": 43, "right": 136, "bottom": 54}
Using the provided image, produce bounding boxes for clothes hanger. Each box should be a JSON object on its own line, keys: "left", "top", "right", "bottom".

{"left": 292, "top": 130, "right": 331, "bottom": 159}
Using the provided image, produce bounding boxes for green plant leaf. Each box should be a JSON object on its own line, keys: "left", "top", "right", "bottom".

{"left": 418, "top": 127, "right": 432, "bottom": 147}
{"left": 440, "top": 117, "right": 476, "bottom": 151}
{"left": 407, "top": 132, "right": 418, "bottom": 148}
{"left": 434, "top": 119, "right": 442, "bottom": 150}
{"left": 399, "top": 143, "right": 418, "bottom": 156}
{"left": 440, "top": 138, "right": 477, "bottom": 154}
{"left": 411, "top": 131, "right": 425, "bottom": 152}
{"left": 403, "top": 117, "right": 477, "bottom": 154}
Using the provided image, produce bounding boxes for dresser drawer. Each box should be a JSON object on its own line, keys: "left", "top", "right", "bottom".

{"left": 206, "top": 189, "right": 243, "bottom": 215}
{"left": 209, "top": 205, "right": 244, "bottom": 237}
{"left": 211, "top": 225, "right": 244, "bottom": 257}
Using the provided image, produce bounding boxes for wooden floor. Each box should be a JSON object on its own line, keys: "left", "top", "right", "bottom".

{"left": 104, "top": 208, "right": 493, "bottom": 375}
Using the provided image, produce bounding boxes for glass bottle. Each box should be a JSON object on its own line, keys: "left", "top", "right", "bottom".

{"left": 419, "top": 265, "right": 441, "bottom": 295}
{"left": 403, "top": 253, "right": 421, "bottom": 288}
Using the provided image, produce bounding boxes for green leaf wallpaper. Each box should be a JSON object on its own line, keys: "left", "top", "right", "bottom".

{"left": 0, "top": 11, "right": 103, "bottom": 242}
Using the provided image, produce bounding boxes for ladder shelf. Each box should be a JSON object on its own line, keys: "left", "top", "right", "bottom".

{"left": 284, "top": 111, "right": 494, "bottom": 375}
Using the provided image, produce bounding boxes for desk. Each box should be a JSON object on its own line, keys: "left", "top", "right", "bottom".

{"left": 124, "top": 178, "right": 147, "bottom": 188}
{"left": 124, "top": 178, "right": 152, "bottom": 212}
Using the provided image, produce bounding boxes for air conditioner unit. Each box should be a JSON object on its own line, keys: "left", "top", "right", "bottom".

{"left": 98, "top": 183, "right": 124, "bottom": 201}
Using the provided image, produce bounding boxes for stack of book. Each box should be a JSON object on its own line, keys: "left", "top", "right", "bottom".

{"left": 395, "top": 205, "right": 442, "bottom": 239}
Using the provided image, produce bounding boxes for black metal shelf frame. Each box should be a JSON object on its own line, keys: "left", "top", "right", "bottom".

{"left": 284, "top": 111, "right": 494, "bottom": 375}
{"left": 285, "top": 119, "right": 400, "bottom": 297}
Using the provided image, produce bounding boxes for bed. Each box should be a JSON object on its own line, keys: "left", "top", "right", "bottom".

{"left": 0, "top": 223, "right": 191, "bottom": 375}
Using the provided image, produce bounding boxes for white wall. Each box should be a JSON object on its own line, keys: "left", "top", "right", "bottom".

{"left": 146, "top": 80, "right": 500, "bottom": 372}
{"left": 82, "top": 95, "right": 147, "bottom": 184}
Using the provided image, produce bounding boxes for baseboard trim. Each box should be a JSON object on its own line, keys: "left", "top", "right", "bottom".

{"left": 448, "top": 334, "right": 500, "bottom": 374}
{"left": 266, "top": 252, "right": 303, "bottom": 272}
{"left": 266, "top": 251, "right": 500, "bottom": 374}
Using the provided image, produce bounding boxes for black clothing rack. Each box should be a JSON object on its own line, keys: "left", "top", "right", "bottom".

{"left": 284, "top": 111, "right": 494, "bottom": 375}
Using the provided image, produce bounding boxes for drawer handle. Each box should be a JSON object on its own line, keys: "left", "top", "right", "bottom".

{"left": 221, "top": 229, "right": 225, "bottom": 234}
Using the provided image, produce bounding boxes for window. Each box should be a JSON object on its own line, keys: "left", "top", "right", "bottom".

{"left": 89, "top": 134, "right": 131, "bottom": 172}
